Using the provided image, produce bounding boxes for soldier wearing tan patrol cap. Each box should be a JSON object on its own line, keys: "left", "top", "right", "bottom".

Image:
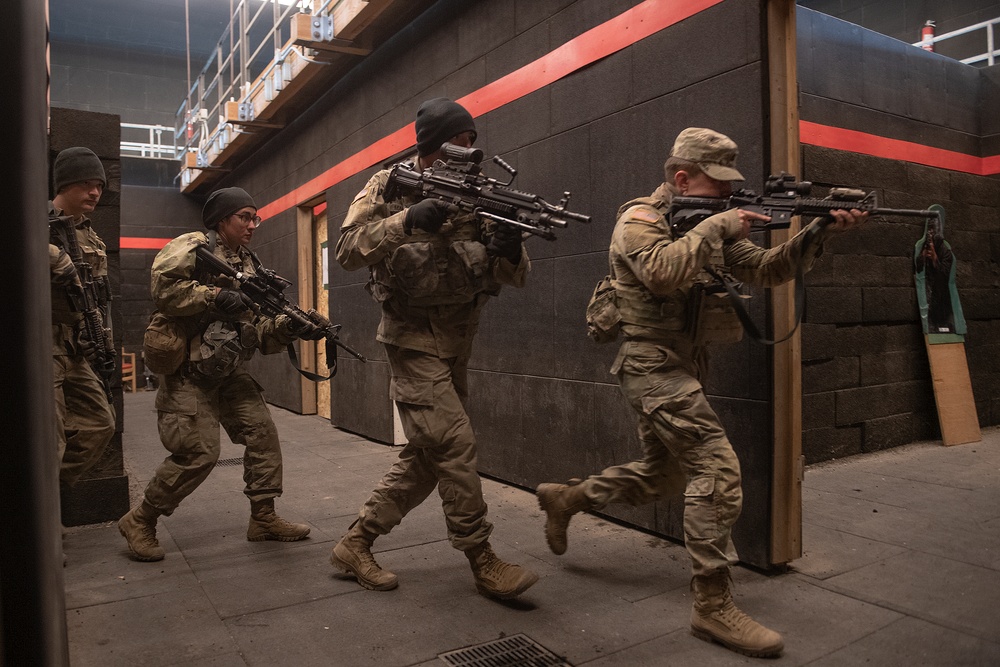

{"left": 536, "top": 127, "right": 868, "bottom": 658}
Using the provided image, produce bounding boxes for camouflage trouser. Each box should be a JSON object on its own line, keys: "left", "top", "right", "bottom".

{"left": 356, "top": 344, "right": 492, "bottom": 551}
{"left": 580, "top": 341, "right": 742, "bottom": 577}
{"left": 143, "top": 366, "right": 283, "bottom": 515}
{"left": 54, "top": 354, "right": 116, "bottom": 487}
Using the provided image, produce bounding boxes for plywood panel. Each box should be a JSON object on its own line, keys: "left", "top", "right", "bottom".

{"left": 924, "top": 339, "right": 981, "bottom": 446}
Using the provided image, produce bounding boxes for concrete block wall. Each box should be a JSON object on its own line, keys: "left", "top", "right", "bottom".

{"left": 798, "top": 9, "right": 1000, "bottom": 463}
{"left": 49, "top": 0, "right": 233, "bottom": 127}
{"left": 798, "top": 0, "right": 1000, "bottom": 65}
{"left": 219, "top": 0, "right": 779, "bottom": 567}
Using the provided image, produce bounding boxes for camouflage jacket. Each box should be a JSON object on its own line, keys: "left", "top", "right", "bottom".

{"left": 48, "top": 202, "right": 110, "bottom": 357}
{"left": 336, "top": 168, "right": 529, "bottom": 358}
{"left": 150, "top": 231, "right": 294, "bottom": 360}
{"left": 610, "top": 182, "right": 830, "bottom": 352}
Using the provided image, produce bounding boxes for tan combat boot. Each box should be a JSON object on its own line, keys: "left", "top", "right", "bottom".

{"left": 330, "top": 523, "right": 398, "bottom": 591}
{"left": 690, "top": 570, "right": 784, "bottom": 658}
{"left": 465, "top": 542, "right": 539, "bottom": 600}
{"left": 536, "top": 480, "right": 591, "bottom": 555}
{"left": 118, "top": 501, "right": 166, "bottom": 562}
{"left": 247, "top": 498, "right": 311, "bottom": 542}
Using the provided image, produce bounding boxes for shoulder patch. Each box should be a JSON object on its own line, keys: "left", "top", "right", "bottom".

{"left": 352, "top": 185, "right": 369, "bottom": 203}
{"left": 627, "top": 207, "right": 661, "bottom": 224}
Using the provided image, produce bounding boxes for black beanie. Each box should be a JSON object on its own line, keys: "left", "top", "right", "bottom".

{"left": 202, "top": 187, "right": 257, "bottom": 229}
{"left": 53, "top": 147, "right": 106, "bottom": 193}
{"left": 415, "top": 98, "right": 476, "bottom": 156}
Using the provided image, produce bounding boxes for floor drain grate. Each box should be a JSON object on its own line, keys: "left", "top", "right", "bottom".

{"left": 215, "top": 457, "right": 243, "bottom": 467}
{"left": 438, "top": 634, "right": 572, "bottom": 666}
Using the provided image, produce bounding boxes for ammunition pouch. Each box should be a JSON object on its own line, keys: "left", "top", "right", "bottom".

{"left": 143, "top": 312, "right": 187, "bottom": 375}
{"left": 585, "top": 275, "right": 621, "bottom": 344}
{"left": 188, "top": 321, "right": 258, "bottom": 380}
{"left": 373, "top": 229, "right": 493, "bottom": 307}
{"left": 685, "top": 281, "right": 744, "bottom": 346}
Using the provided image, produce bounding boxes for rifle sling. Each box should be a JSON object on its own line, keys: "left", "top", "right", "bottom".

{"left": 285, "top": 338, "right": 338, "bottom": 381}
{"left": 702, "top": 264, "right": 804, "bottom": 346}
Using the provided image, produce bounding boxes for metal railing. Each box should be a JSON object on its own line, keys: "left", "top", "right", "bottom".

{"left": 913, "top": 17, "right": 999, "bottom": 66}
{"left": 175, "top": 0, "right": 314, "bottom": 164}
{"left": 120, "top": 123, "right": 179, "bottom": 160}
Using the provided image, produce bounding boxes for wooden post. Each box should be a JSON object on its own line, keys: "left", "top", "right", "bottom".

{"left": 297, "top": 205, "right": 318, "bottom": 415}
{"left": 767, "top": 0, "right": 803, "bottom": 565}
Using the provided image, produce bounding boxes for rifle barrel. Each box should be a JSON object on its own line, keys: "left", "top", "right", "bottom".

{"left": 875, "top": 207, "right": 939, "bottom": 218}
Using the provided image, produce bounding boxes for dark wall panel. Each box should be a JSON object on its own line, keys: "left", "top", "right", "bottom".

{"left": 119, "top": 184, "right": 201, "bottom": 357}
{"left": 205, "top": 0, "right": 789, "bottom": 568}
{"left": 798, "top": 0, "right": 1000, "bottom": 65}
{"left": 50, "top": 108, "right": 129, "bottom": 525}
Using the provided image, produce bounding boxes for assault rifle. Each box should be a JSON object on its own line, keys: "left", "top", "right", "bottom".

{"left": 49, "top": 214, "right": 116, "bottom": 401}
{"left": 383, "top": 142, "right": 591, "bottom": 241}
{"left": 669, "top": 172, "right": 941, "bottom": 236}
{"left": 195, "top": 245, "right": 366, "bottom": 380}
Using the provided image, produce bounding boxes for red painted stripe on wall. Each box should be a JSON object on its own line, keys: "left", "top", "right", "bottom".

{"left": 800, "top": 121, "right": 999, "bottom": 176}
{"left": 255, "top": 0, "right": 724, "bottom": 221}
{"left": 120, "top": 236, "right": 171, "bottom": 250}
{"left": 127, "top": 118, "right": 997, "bottom": 251}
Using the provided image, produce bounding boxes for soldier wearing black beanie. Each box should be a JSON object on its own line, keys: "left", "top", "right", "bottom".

{"left": 415, "top": 98, "right": 477, "bottom": 157}
{"left": 331, "top": 97, "right": 536, "bottom": 602}
{"left": 53, "top": 146, "right": 106, "bottom": 194}
{"left": 202, "top": 187, "right": 257, "bottom": 230}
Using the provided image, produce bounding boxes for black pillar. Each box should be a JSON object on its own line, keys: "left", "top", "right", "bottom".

{"left": 0, "top": 0, "right": 70, "bottom": 664}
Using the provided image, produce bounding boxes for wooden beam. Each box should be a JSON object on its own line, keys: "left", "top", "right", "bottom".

{"left": 334, "top": 0, "right": 393, "bottom": 41}
{"left": 291, "top": 13, "right": 372, "bottom": 56}
{"left": 767, "top": 0, "right": 803, "bottom": 566}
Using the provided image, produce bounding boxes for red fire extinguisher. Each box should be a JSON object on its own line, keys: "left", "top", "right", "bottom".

{"left": 921, "top": 20, "right": 935, "bottom": 52}
{"left": 186, "top": 110, "right": 194, "bottom": 141}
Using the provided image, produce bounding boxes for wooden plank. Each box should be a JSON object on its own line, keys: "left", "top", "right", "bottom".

{"left": 334, "top": 0, "right": 393, "bottom": 41}
{"left": 924, "top": 339, "right": 982, "bottom": 446}
{"left": 291, "top": 12, "right": 371, "bottom": 56}
{"left": 767, "top": 0, "right": 803, "bottom": 566}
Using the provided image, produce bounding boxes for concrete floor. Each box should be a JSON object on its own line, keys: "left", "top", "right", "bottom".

{"left": 63, "top": 390, "right": 1000, "bottom": 666}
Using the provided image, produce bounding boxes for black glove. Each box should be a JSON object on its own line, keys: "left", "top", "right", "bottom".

{"left": 285, "top": 310, "right": 331, "bottom": 341}
{"left": 404, "top": 199, "right": 450, "bottom": 234}
{"left": 214, "top": 288, "right": 254, "bottom": 320}
{"left": 77, "top": 335, "right": 99, "bottom": 363}
{"left": 486, "top": 224, "right": 523, "bottom": 263}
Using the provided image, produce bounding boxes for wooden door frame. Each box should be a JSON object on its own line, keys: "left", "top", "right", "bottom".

{"left": 767, "top": 0, "right": 803, "bottom": 565}
{"left": 296, "top": 204, "right": 319, "bottom": 415}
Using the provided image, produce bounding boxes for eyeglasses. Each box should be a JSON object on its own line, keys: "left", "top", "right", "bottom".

{"left": 232, "top": 212, "right": 262, "bottom": 226}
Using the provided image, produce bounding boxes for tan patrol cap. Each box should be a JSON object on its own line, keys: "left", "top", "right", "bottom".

{"left": 670, "top": 127, "right": 745, "bottom": 181}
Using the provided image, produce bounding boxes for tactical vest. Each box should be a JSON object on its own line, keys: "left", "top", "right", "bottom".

{"left": 368, "top": 204, "right": 498, "bottom": 307}
{"left": 49, "top": 219, "right": 111, "bottom": 327}
{"left": 145, "top": 231, "right": 259, "bottom": 379}
{"left": 612, "top": 196, "right": 743, "bottom": 346}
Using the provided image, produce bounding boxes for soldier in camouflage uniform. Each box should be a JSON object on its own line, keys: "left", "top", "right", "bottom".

{"left": 536, "top": 128, "right": 868, "bottom": 657}
{"left": 118, "top": 187, "right": 312, "bottom": 562}
{"left": 332, "top": 98, "right": 538, "bottom": 600}
{"left": 49, "top": 147, "right": 116, "bottom": 489}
